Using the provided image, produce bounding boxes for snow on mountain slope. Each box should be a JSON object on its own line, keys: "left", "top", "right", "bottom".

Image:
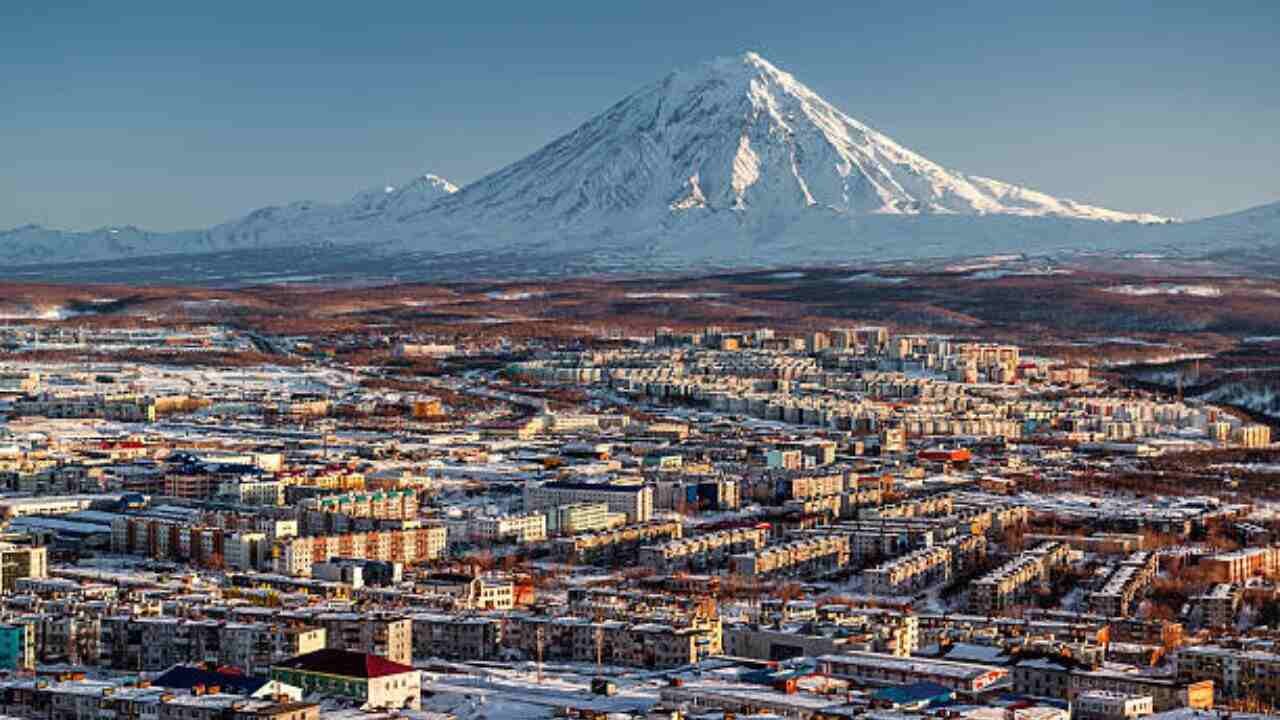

{"left": 0, "top": 173, "right": 457, "bottom": 264}
{"left": 409, "top": 51, "right": 1168, "bottom": 252}
{"left": 965, "top": 176, "right": 1169, "bottom": 224}
{"left": 203, "top": 172, "right": 458, "bottom": 250}
{"left": 4, "top": 52, "right": 1273, "bottom": 278}
{"left": 0, "top": 224, "right": 207, "bottom": 265}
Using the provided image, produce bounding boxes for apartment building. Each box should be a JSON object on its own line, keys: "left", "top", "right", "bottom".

{"left": 1073, "top": 690, "right": 1154, "bottom": 720}
{"left": 1187, "top": 583, "right": 1241, "bottom": 629}
{"left": 219, "top": 477, "right": 285, "bottom": 506}
{"left": 0, "top": 624, "right": 34, "bottom": 670}
{"left": 860, "top": 493, "right": 955, "bottom": 520}
{"left": 567, "top": 587, "right": 703, "bottom": 621}
{"left": 772, "top": 470, "right": 848, "bottom": 501}
{"left": 299, "top": 488, "right": 419, "bottom": 534}
{"left": 729, "top": 535, "right": 849, "bottom": 579}
{"left": 272, "top": 525, "right": 446, "bottom": 577}
{"left": 220, "top": 623, "right": 327, "bottom": 675}
{"left": 923, "top": 614, "right": 1108, "bottom": 650}
{"left": 415, "top": 572, "right": 515, "bottom": 610}
{"left": 1013, "top": 656, "right": 1081, "bottom": 700}
{"left": 224, "top": 532, "right": 270, "bottom": 571}
{"left": 469, "top": 512, "right": 547, "bottom": 544}
{"left": 524, "top": 480, "right": 654, "bottom": 522}
{"left": 863, "top": 545, "right": 952, "bottom": 596}
{"left": 10, "top": 393, "right": 157, "bottom": 422}
{"left": 0, "top": 544, "right": 47, "bottom": 593}
{"left": 1023, "top": 533, "right": 1145, "bottom": 556}
{"left": 654, "top": 477, "right": 740, "bottom": 511}
{"left": 1088, "top": 552, "right": 1157, "bottom": 618}
{"left": 9, "top": 612, "right": 99, "bottom": 667}
{"left": 502, "top": 614, "right": 721, "bottom": 668}
{"left": 111, "top": 516, "right": 231, "bottom": 568}
{"left": 820, "top": 651, "right": 1008, "bottom": 695}
{"left": 1201, "top": 546, "right": 1280, "bottom": 583}
{"left": 552, "top": 520, "right": 682, "bottom": 564}
{"left": 969, "top": 542, "right": 1068, "bottom": 615}
{"left": 1070, "top": 669, "right": 1213, "bottom": 712}
{"left": 544, "top": 502, "right": 615, "bottom": 535}
{"left": 1233, "top": 423, "right": 1272, "bottom": 448}
{"left": 410, "top": 614, "right": 502, "bottom": 661}
{"left": 99, "top": 616, "right": 326, "bottom": 673}
{"left": 766, "top": 449, "right": 803, "bottom": 470}
{"left": 312, "top": 557, "right": 402, "bottom": 588}
{"left": 284, "top": 612, "right": 412, "bottom": 666}
{"left": 1176, "top": 645, "right": 1280, "bottom": 702}
{"left": 637, "top": 527, "right": 768, "bottom": 573}
{"left": 949, "top": 533, "right": 991, "bottom": 574}
{"left": 0, "top": 680, "right": 306, "bottom": 720}
{"left": 724, "top": 609, "right": 918, "bottom": 660}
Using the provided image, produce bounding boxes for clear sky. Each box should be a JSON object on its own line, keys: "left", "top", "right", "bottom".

{"left": 3, "top": 0, "right": 1277, "bottom": 231}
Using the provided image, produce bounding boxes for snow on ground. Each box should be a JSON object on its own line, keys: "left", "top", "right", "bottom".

{"left": 1100, "top": 352, "right": 1211, "bottom": 369}
{"left": 1210, "top": 463, "right": 1280, "bottom": 474}
{"left": 943, "top": 255, "right": 1024, "bottom": 272}
{"left": 1104, "top": 284, "right": 1222, "bottom": 297}
{"left": 969, "top": 267, "right": 1072, "bottom": 279}
{"left": 420, "top": 663, "right": 659, "bottom": 720}
{"left": 1200, "top": 383, "right": 1280, "bottom": 419}
{"left": 839, "top": 272, "right": 906, "bottom": 285}
{"left": 1082, "top": 337, "right": 1171, "bottom": 347}
{"left": 0, "top": 305, "right": 89, "bottom": 320}
{"left": 623, "top": 292, "right": 724, "bottom": 299}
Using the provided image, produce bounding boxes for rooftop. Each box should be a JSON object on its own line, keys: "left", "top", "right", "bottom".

{"left": 271, "top": 648, "right": 415, "bottom": 679}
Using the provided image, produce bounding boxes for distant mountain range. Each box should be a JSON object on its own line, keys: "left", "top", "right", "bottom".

{"left": 2, "top": 52, "right": 1276, "bottom": 281}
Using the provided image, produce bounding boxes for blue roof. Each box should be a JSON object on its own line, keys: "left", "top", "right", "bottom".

{"left": 65, "top": 510, "right": 122, "bottom": 525}
{"left": 873, "top": 681, "right": 955, "bottom": 706}
{"left": 152, "top": 666, "right": 268, "bottom": 696}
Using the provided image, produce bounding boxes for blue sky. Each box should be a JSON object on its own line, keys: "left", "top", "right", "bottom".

{"left": 2, "top": 0, "right": 1277, "bottom": 230}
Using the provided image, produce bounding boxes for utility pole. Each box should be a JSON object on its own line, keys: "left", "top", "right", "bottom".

{"left": 535, "top": 625, "right": 545, "bottom": 684}
{"left": 594, "top": 607, "right": 605, "bottom": 671}
{"left": 595, "top": 624, "right": 604, "bottom": 671}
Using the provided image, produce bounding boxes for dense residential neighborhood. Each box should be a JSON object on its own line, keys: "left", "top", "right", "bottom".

{"left": 0, "top": 319, "right": 1274, "bottom": 720}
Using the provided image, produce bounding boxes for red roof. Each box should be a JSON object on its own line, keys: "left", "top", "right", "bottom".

{"left": 918, "top": 448, "right": 972, "bottom": 462}
{"left": 273, "top": 648, "right": 414, "bottom": 679}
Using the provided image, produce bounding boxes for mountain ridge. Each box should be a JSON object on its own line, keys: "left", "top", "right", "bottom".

{"left": 1, "top": 52, "right": 1275, "bottom": 278}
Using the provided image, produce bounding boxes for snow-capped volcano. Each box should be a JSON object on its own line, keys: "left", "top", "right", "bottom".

{"left": 8, "top": 51, "right": 1274, "bottom": 281}
{"left": 416, "top": 51, "right": 1167, "bottom": 236}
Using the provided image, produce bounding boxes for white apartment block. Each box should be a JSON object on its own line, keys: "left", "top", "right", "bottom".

{"left": 469, "top": 512, "right": 547, "bottom": 544}
{"left": 525, "top": 480, "right": 653, "bottom": 523}
{"left": 545, "top": 502, "right": 615, "bottom": 535}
